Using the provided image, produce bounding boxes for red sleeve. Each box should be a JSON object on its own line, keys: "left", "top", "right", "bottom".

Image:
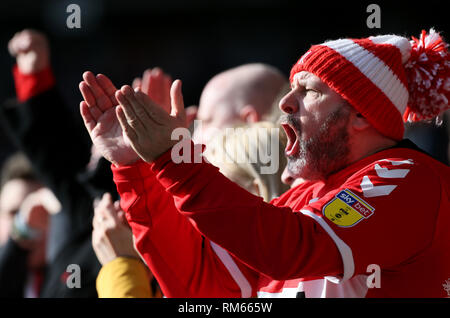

{"left": 151, "top": 142, "right": 440, "bottom": 287}
{"left": 111, "top": 160, "right": 260, "bottom": 297}
{"left": 151, "top": 145, "right": 344, "bottom": 281}
{"left": 12, "top": 65, "right": 55, "bottom": 102}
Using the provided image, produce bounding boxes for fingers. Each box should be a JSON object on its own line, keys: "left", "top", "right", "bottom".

{"left": 148, "top": 68, "right": 163, "bottom": 101}
{"left": 170, "top": 79, "right": 186, "bottom": 123}
{"left": 141, "top": 68, "right": 172, "bottom": 112}
{"left": 96, "top": 74, "right": 119, "bottom": 106}
{"left": 79, "top": 81, "right": 96, "bottom": 107}
{"left": 80, "top": 101, "right": 99, "bottom": 131}
{"left": 93, "top": 193, "right": 120, "bottom": 228}
{"left": 79, "top": 82, "right": 103, "bottom": 121}
{"left": 162, "top": 73, "right": 173, "bottom": 110}
{"left": 115, "top": 86, "right": 145, "bottom": 131}
{"left": 82, "top": 71, "right": 113, "bottom": 111}
{"left": 141, "top": 69, "right": 153, "bottom": 95}
{"left": 79, "top": 79, "right": 104, "bottom": 121}
{"left": 185, "top": 105, "right": 198, "bottom": 126}
{"left": 132, "top": 77, "right": 142, "bottom": 90}
{"left": 116, "top": 105, "right": 138, "bottom": 143}
{"left": 99, "top": 193, "right": 118, "bottom": 220}
{"left": 134, "top": 89, "right": 169, "bottom": 125}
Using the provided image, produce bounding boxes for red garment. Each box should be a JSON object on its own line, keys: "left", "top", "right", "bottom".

{"left": 112, "top": 162, "right": 260, "bottom": 297}
{"left": 112, "top": 142, "right": 450, "bottom": 298}
{"left": 12, "top": 65, "right": 55, "bottom": 102}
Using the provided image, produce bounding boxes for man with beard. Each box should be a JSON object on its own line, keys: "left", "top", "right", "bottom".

{"left": 79, "top": 30, "right": 449, "bottom": 297}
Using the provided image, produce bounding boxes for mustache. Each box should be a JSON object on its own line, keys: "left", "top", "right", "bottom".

{"left": 279, "top": 114, "right": 302, "bottom": 134}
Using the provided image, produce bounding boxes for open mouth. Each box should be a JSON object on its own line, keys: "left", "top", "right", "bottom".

{"left": 281, "top": 123, "right": 300, "bottom": 157}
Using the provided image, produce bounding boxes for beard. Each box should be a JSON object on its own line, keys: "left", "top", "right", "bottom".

{"left": 282, "top": 106, "right": 351, "bottom": 181}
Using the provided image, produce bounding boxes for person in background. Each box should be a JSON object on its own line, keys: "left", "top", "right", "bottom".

{"left": 0, "top": 152, "right": 60, "bottom": 297}
{"left": 130, "top": 63, "right": 289, "bottom": 145}
{"left": 191, "top": 63, "right": 288, "bottom": 145}
{"left": 1, "top": 29, "right": 118, "bottom": 297}
{"left": 205, "top": 121, "right": 289, "bottom": 202}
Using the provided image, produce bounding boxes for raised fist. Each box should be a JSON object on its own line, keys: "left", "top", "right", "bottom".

{"left": 8, "top": 29, "right": 50, "bottom": 74}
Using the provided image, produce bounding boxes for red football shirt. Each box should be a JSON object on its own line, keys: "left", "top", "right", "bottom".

{"left": 112, "top": 140, "right": 450, "bottom": 298}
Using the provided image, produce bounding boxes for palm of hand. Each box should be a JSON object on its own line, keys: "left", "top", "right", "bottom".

{"left": 90, "top": 107, "right": 138, "bottom": 166}
{"left": 80, "top": 71, "right": 141, "bottom": 166}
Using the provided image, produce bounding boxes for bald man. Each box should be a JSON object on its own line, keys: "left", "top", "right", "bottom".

{"left": 192, "top": 63, "right": 288, "bottom": 144}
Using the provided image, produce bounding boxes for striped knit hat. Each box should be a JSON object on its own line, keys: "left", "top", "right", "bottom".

{"left": 290, "top": 29, "right": 450, "bottom": 141}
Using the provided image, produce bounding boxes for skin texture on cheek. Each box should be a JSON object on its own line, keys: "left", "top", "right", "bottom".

{"left": 287, "top": 105, "right": 351, "bottom": 181}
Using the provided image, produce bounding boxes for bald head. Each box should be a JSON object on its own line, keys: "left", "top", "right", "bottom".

{"left": 193, "top": 63, "right": 288, "bottom": 144}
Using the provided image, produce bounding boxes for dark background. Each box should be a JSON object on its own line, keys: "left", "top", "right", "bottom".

{"left": 0, "top": 0, "right": 448, "bottom": 163}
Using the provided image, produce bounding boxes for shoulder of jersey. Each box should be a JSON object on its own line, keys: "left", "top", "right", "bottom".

{"left": 348, "top": 147, "right": 443, "bottom": 199}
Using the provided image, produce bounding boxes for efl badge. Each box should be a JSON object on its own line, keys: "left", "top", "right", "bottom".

{"left": 323, "top": 189, "right": 375, "bottom": 227}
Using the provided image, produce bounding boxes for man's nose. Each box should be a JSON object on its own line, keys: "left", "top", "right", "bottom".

{"left": 279, "top": 92, "right": 299, "bottom": 114}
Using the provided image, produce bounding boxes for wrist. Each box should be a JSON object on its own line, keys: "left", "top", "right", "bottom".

{"left": 13, "top": 64, "right": 55, "bottom": 102}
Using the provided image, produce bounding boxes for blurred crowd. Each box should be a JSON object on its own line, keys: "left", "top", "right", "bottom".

{"left": 0, "top": 29, "right": 448, "bottom": 298}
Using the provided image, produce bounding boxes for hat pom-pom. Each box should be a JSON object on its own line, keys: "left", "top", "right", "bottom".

{"left": 403, "top": 28, "right": 450, "bottom": 122}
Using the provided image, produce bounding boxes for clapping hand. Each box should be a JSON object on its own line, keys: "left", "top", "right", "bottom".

{"left": 79, "top": 71, "right": 139, "bottom": 166}
{"left": 80, "top": 67, "right": 187, "bottom": 165}
{"left": 92, "top": 193, "right": 140, "bottom": 266}
{"left": 115, "top": 80, "right": 187, "bottom": 163}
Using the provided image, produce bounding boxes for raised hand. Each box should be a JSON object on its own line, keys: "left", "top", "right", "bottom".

{"left": 115, "top": 80, "right": 187, "bottom": 163}
{"left": 132, "top": 67, "right": 172, "bottom": 113}
{"left": 79, "top": 71, "right": 139, "bottom": 166}
{"left": 8, "top": 29, "right": 50, "bottom": 74}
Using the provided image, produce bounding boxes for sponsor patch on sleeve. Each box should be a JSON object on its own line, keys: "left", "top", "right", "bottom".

{"left": 322, "top": 189, "right": 375, "bottom": 227}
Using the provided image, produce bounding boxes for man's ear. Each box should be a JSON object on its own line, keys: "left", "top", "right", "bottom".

{"left": 239, "top": 105, "right": 260, "bottom": 123}
{"left": 351, "top": 112, "right": 371, "bottom": 132}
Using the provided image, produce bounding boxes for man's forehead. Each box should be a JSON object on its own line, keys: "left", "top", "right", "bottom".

{"left": 292, "top": 71, "right": 321, "bottom": 84}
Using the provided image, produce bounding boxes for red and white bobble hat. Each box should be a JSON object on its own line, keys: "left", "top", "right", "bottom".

{"left": 290, "top": 29, "right": 450, "bottom": 141}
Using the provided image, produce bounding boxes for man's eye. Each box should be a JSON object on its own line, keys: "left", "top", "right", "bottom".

{"left": 305, "top": 89, "right": 320, "bottom": 98}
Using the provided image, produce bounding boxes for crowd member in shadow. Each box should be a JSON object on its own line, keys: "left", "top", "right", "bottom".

{"left": 0, "top": 153, "right": 61, "bottom": 297}
{"left": 0, "top": 29, "right": 118, "bottom": 297}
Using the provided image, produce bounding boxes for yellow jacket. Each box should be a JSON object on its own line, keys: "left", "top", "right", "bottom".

{"left": 96, "top": 257, "right": 162, "bottom": 298}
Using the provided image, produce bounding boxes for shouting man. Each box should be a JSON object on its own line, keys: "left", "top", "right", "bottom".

{"left": 79, "top": 30, "right": 449, "bottom": 297}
